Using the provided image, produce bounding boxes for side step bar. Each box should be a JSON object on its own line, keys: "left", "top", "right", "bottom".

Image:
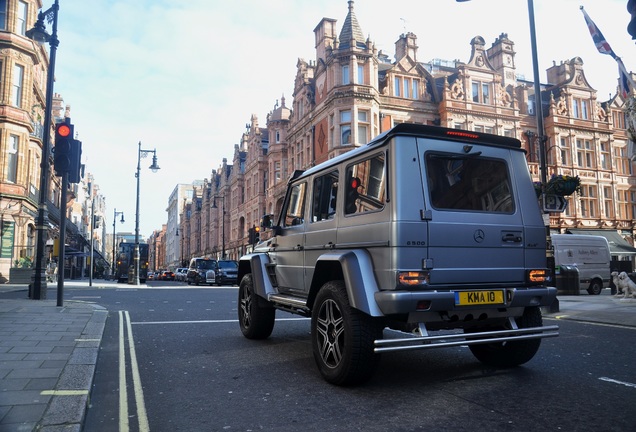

{"left": 374, "top": 325, "right": 559, "bottom": 353}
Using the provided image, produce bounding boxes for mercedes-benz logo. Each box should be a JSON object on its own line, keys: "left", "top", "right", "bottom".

{"left": 474, "top": 229, "right": 485, "bottom": 243}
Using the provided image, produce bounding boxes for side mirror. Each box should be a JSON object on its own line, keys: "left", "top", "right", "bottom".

{"left": 260, "top": 214, "right": 274, "bottom": 229}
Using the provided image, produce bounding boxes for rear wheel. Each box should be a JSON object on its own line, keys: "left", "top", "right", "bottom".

{"left": 587, "top": 279, "right": 603, "bottom": 295}
{"left": 311, "top": 281, "right": 382, "bottom": 385}
{"left": 238, "top": 274, "right": 275, "bottom": 339}
{"left": 469, "top": 306, "right": 543, "bottom": 367}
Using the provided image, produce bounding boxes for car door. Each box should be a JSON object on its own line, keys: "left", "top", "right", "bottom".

{"left": 270, "top": 180, "right": 307, "bottom": 295}
{"left": 421, "top": 137, "right": 526, "bottom": 287}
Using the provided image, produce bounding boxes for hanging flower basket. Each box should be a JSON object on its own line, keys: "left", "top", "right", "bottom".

{"left": 545, "top": 174, "right": 581, "bottom": 196}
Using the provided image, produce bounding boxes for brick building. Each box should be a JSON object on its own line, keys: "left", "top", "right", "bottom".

{"left": 178, "top": 1, "right": 636, "bottom": 268}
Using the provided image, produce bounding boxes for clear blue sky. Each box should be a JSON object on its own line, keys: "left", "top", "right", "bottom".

{"left": 48, "top": 0, "right": 635, "bottom": 237}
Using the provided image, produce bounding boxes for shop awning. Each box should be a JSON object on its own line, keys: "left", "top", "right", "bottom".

{"left": 568, "top": 229, "right": 636, "bottom": 256}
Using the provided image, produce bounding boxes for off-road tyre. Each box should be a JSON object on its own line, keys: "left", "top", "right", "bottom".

{"left": 311, "top": 280, "right": 382, "bottom": 386}
{"left": 469, "top": 306, "right": 543, "bottom": 367}
{"left": 238, "top": 274, "right": 275, "bottom": 339}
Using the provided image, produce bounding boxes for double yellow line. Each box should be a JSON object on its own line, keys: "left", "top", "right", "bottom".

{"left": 119, "top": 310, "right": 150, "bottom": 432}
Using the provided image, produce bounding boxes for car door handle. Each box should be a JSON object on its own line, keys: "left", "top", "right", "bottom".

{"left": 502, "top": 233, "right": 522, "bottom": 243}
{"left": 293, "top": 245, "right": 304, "bottom": 251}
{"left": 325, "top": 242, "right": 335, "bottom": 249}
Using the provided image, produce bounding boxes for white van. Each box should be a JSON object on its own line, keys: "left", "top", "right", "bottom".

{"left": 551, "top": 234, "right": 611, "bottom": 295}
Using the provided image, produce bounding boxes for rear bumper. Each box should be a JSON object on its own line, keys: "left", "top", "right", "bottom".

{"left": 374, "top": 287, "right": 557, "bottom": 316}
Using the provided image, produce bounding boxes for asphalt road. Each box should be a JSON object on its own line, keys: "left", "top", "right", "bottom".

{"left": 73, "top": 282, "right": 636, "bottom": 432}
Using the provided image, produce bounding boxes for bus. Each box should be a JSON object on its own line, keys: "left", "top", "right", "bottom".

{"left": 115, "top": 242, "right": 149, "bottom": 283}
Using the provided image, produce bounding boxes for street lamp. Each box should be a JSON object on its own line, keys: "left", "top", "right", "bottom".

{"left": 27, "top": 0, "right": 60, "bottom": 300}
{"left": 111, "top": 209, "right": 124, "bottom": 278}
{"left": 134, "top": 141, "right": 160, "bottom": 285}
{"left": 212, "top": 196, "right": 226, "bottom": 259}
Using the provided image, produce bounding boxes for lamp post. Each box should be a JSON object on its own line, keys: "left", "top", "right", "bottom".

{"left": 134, "top": 141, "right": 160, "bottom": 285}
{"left": 111, "top": 209, "right": 124, "bottom": 279}
{"left": 26, "top": 0, "right": 60, "bottom": 300}
{"left": 212, "top": 196, "right": 226, "bottom": 259}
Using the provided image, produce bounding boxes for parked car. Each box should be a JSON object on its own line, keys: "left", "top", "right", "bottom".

{"left": 147, "top": 271, "right": 155, "bottom": 281}
{"left": 187, "top": 258, "right": 217, "bottom": 285}
{"left": 237, "top": 123, "right": 558, "bottom": 385}
{"left": 175, "top": 268, "right": 187, "bottom": 282}
{"left": 215, "top": 260, "right": 238, "bottom": 285}
{"left": 161, "top": 270, "right": 175, "bottom": 281}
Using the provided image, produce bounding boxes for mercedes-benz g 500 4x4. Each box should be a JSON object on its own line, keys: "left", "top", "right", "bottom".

{"left": 237, "top": 123, "right": 558, "bottom": 385}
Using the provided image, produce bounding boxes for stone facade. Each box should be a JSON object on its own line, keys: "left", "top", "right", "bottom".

{"left": 178, "top": 1, "right": 636, "bottom": 269}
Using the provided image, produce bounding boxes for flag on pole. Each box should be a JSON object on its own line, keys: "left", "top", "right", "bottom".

{"left": 580, "top": 6, "right": 616, "bottom": 58}
{"left": 617, "top": 57, "right": 634, "bottom": 99}
{"left": 580, "top": 6, "right": 635, "bottom": 98}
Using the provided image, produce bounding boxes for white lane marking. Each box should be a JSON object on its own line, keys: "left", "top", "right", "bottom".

{"left": 599, "top": 377, "right": 636, "bottom": 389}
{"left": 118, "top": 311, "right": 129, "bottom": 432}
{"left": 131, "top": 317, "right": 310, "bottom": 325}
{"left": 124, "top": 311, "right": 150, "bottom": 432}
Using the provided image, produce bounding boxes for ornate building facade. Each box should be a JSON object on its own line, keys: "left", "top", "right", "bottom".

{"left": 177, "top": 1, "right": 635, "bottom": 268}
{"left": 0, "top": 1, "right": 108, "bottom": 282}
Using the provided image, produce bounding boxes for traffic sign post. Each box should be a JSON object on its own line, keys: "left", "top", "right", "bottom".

{"left": 542, "top": 194, "right": 568, "bottom": 212}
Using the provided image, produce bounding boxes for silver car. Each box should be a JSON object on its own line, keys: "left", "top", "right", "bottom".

{"left": 237, "top": 123, "right": 558, "bottom": 385}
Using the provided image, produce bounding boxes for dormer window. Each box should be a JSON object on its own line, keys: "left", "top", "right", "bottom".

{"left": 394, "top": 76, "right": 420, "bottom": 99}
{"left": 572, "top": 98, "right": 589, "bottom": 120}
{"left": 472, "top": 81, "right": 490, "bottom": 104}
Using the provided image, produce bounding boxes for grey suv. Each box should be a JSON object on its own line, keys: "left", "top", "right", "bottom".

{"left": 237, "top": 123, "right": 558, "bottom": 385}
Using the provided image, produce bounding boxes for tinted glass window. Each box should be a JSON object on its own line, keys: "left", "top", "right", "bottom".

{"left": 344, "top": 153, "right": 386, "bottom": 215}
{"left": 426, "top": 154, "right": 514, "bottom": 213}
{"left": 283, "top": 182, "right": 307, "bottom": 227}
{"left": 311, "top": 170, "right": 338, "bottom": 222}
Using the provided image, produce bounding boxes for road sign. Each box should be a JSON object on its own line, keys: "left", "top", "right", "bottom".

{"left": 542, "top": 194, "right": 568, "bottom": 212}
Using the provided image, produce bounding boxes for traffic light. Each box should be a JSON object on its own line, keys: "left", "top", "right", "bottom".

{"left": 93, "top": 215, "right": 100, "bottom": 229}
{"left": 254, "top": 226, "right": 260, "bottom": 244}
{"left": 68, "top": 139, "right": 82, "bottom": 184}
{"left": 54, "top": 120, "right": 74, "bottom": 175}
{"left": 248, "top": 227, "right": 254, "bottom": 244}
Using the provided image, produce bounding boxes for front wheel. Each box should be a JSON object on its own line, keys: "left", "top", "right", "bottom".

{"left": 238, "top": 274, "right": 275, "bottom": 339}
{"left": 311, "top": 281, "right": 382, "bottom": 386}
{"left": 469, "top": 306, "right": 543, "bottom": 367}
{"left": 587, "top": 279, "right": 603, "bottom": 295}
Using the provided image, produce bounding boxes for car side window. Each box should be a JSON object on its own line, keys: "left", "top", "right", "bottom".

{"left": 344, "top": 153, "right": 386, "bottom": 215}
{"left": 283, "top": 181, "right": 307, "bottom": 227}
{"left": 312, "top": 170, "right": 339, "bottom": 222}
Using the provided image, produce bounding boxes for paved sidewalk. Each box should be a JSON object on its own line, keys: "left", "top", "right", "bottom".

{"left": 0, "top": 282, "right": 634, "bottom": 432}
{"left": 0, "top": 281, "right": 118, "bottom": 432}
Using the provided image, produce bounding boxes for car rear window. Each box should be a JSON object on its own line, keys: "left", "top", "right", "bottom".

{"left": 426, "top": 153, "right": 514, "bottom": 213}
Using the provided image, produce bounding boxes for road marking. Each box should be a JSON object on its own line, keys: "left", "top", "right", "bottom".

{"left": 599, "top": 377, "right": 636, "bottom": 389}
{"left": 118, "top": 311, "right": 129, "bottom": 432}
{"left": 131, "top": 317, "right": 310, "bottom": 325}
{"left": 40, "top": 390, "right": 88, "bottom": 396}
{"left": 124, "top": 311, "right": 150, "bottom": 432}
{"left": 119, "top": 311, "right": 150, "bottom": 432}
{"left": 546, "top": 316, "right": 636, "bottom": 330}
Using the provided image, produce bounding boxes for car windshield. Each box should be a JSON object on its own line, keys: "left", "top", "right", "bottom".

{"left": 218, "top": 261, "right": 238, "bottom": 270}
{"left": 197, "top": 260, "right": 216, "bottom": 270}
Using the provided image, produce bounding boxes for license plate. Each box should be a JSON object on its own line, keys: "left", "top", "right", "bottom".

{"left": 455, "top": 290, "right": 504, "bottom": 306}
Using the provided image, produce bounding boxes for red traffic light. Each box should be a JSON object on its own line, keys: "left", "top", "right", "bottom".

{"left": 57, "top": 124, "right": 71, "bottom": 137}
{"left": 350, "top": 177, "right": 361, "bottom": 189}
